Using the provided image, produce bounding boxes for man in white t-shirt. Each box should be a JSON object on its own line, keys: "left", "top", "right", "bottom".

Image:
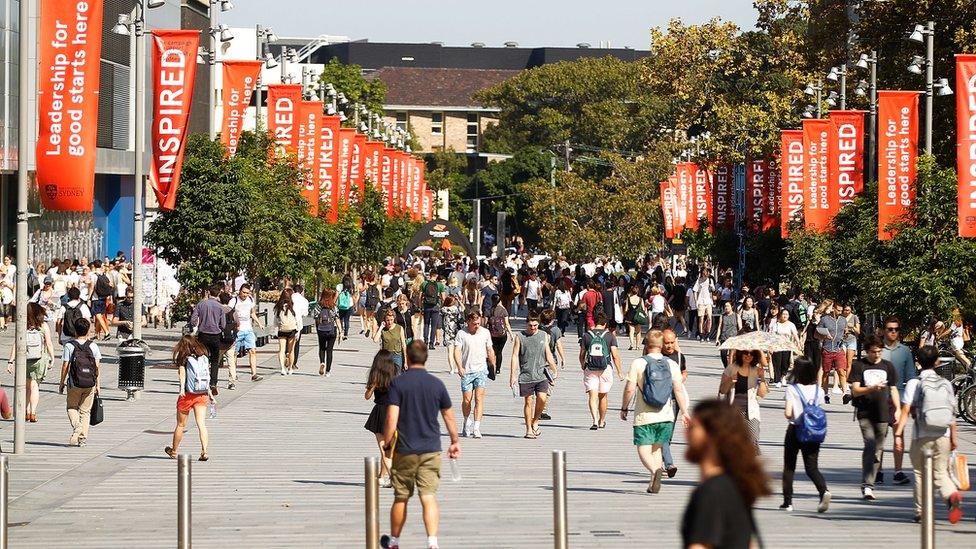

{"left": 453, "top": 310, "right": 496, "bottom": 439}
{"left": 685, "top": 285, "right": 698, "bottom": 340}
{"left": 692, "top": 270, "right": 715, "bottom": 341}
{"left": 524, "top": 271, "right": 542, "bottom": 313}
{"left": 620, "top": 330, "right": 690, "bottom": 494}
{"left": 56, "top": 287, "right": 92, "bottom": 344}
{"left": 231, "top": 284, "right": 264, "bottom": 381}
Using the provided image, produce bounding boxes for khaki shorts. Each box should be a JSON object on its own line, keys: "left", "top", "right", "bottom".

{"left": 697, "top": 304, "right": 713, "bottom": 317}
{"left": 391, "top": 451, "right": 442, "bottom": 499}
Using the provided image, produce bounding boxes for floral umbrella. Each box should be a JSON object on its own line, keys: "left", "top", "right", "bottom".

{"left": 719, "top": 331, "right": 801, "bottom": 354}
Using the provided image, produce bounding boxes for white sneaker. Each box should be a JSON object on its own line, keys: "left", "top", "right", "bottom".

{"left": 831, "top": 386, "right": 842, "bottom": 395}
{"left": 472, "top": 428, "right": 482, "bottom": 439}
{"left": 461, "top": 425, "right": 469, "bottom": 438}
{"left": 862, "top": 487, "right": 876, "bottom": 501}
{"left": 379, "top": 476, "right": 393, "bottom": 488}
{"left": 774, "top": 382, "right": 782, "bottom": 389}
{"left": 818, "top": 491, "right": 831, "bottom": 513}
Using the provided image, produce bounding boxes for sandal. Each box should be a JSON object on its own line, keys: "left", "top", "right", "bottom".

{"left": 319, "top": 364, "right": 325, "bottom": 376}
{"left": 523, "top": 433, "right": 537, "bottom": 439}
{"left": 165, "top": 446, "right": 177, "bottom": 459}
{"left": 199, "top": 453, "right": 209, "bottom": 462}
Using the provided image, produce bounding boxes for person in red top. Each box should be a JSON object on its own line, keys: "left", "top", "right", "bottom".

{"left": 580, "top": 281, "right": 603, "bottom": 329}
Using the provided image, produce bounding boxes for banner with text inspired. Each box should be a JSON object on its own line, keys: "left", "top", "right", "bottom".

{"left": 693, "top": 165, "right": 713, "bottom": 233}
{"left": 267, "top": 84, "right": 302, "bottom": 159}
{"left": 337, "top": 128, "right": 355, "bottom": 207}
{"left": 318, "top": 115, "right": 340, "bottom": 223}
{"left": 366, "top": 141, "right": 383, "bottom": 189}
{"left": 668, "top": 174, "right": 684, "bottom": 234}
{"left": 877, "top": 91, "right": 920, "bottom": 240}
{"left": 712, "top": 163, "right": 733, "bottom": 230}
{"left": 827, "top": 110, "right": 865, "bottom": 220}
{"left": 150, "top": 30, "right": 200, "bottom": 211}
{"left": 36, "top": 0, "right": 104, "bottom": 211}
{"left": 802, "top": 119, "right": 833, "bottom": 232}
{"left": 661, "top": 181, "right": 676, "bottom": 239}
{"left": 350, "top": 133, "right": 366, "bottom": 204}
{"left": 746, "top": 158, "right": 768, "bottom": 232}
{"left": 297, "top": 101, "right": 320, "bottom": 216}
{"left": 956, "top": 55, "right": 976, "bottom": 237}
{"left": 780, "top": 130, "right": 804, "bottom": 237}
{"left": 676, "top": 163, "right": 694, "bottom": 230}
{"left": 381, "top": 148, "right": 395, "bottom": 216}
{"left": 220, "top": 60, "right": 262, "bottom": 157}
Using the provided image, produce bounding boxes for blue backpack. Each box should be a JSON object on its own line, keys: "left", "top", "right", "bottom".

{"left": 184, "top": 355, "right": 211, "bottom": 395}
{"left": 792, "top": 384, "right": 827, "bottom": 444}
{"left": 641, "top": 356, "right": 673, "bottom": 409}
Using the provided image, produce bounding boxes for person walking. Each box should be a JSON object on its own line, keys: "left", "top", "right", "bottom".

{"left": 849, "top": 335, "right": 901, "bottom": 501}
{"left": 363, "top": 273, "right": 382, "bottom": 338}
{"left": 581, "top": 311, "right": 624, "bottom": 430}
{"left": 58, "top": 318, "right": 100, "bottom": 447}
{"left": 781, "top": 357, "right": 831, "bottom": 513}
{"left": 509, "top": 313, "right": 558, "bottom": 439}
{"left": 738, "top": 296, "right": 759, "bottom": 333}
{"left": 365, "top": 350, "right": 399, "bottom": 487}
{"left": 486, "top": 294, "right": 511, "bottom": 380}
{"left": 715, "top": 302, "right": 741, "bottom": 368}
{"left": 55, "top": 287, "right": 91, "bottom": 345}
{"left": 770, "top": 308, "right": 800, "bottom": 387}
{"left": 164, "top": 334, "right": 212, "bottom": 461}
{"left": 440, "top": 297, "right": 464, "bottom": 374}
{"left": 553, "top": 279, "right": 574, "bottom": 335}
{"left": 718, "top": 349, "right": 769, "bottom": 450}
{"left": 291, "top": 284, "right": 310, "bottom": 369}
{"left": 842, "top": 304, "right": 861, "bottom": 371}
{"left": 661, "top": 329, "right": 689, "bottom": 478}
{"left": 453, "top": 310, "right": 495, "bottom": 439}
{"left": 421, "top": 273, "right": 445, "bottom": 347}
{"left": 337, "top": 275, "right": 356, "bottom": 340}
{"left": 817, "top": 301, "right": 850, "bottom": 403}
{"left": 273, "top": 288, "right": 299, "bottom": 376}
{"left": 881, "top": 316, "right": 914, "bottom": 486}
{"left": 6, "top": 303, "right": 55, "bottom": 422}
{"left": 381, "top": 341, "right": 461, "bottom": 549}
{"left": 692, "top": 269, "right": 715, "bottom": 341}
{"left": 622, "top": 284, "right": 647, "bottom": 351}
{"left": 620, "top": 330, "right": 690, "bottom": 493}
{"left": 375, "top": 309, "right": 407, "bottom": 371}
{"left": 894, "top": 345, "right": 963, "bottom": 523}
{"left": 681, "top": 399, "right": 770, "bottom": 549}
{"left": 190, "top": 283, "right": 225, "bottom": 395}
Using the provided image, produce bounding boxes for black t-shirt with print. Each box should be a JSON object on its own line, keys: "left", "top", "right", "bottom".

{"left": 848, "top": 358, "right": 897, "bottom": 423}
{"left": 681, "top": 473, "right": 756, "bottom": 549}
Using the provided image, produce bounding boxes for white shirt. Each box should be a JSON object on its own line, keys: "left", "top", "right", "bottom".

{"left": 2, "top": 265, "right": 15, "bottom": 284}
{"left": 525, "top": 279, "right": 541, "bottom": 300}
{"left": 233, "top": 275, "right": 247, "bottom": 293}
{"left": 784, "top": 383, "right": 825, "bottom": 425}
{"left": 693, "top": 278, "right": 714, "bottom": 306}
{"left": 455, "top": 327, "right": 492, "bottom": 373}
{"left": 772, "top": 320, "right": 798, "bottom": 340}
{"left": 686, "top": 287, "right": 697, "bottom": 310}
{"left": 650, "top": 295, "right": 666, "bottom": 314}
{"left": 56, "top": 299, "right": 92, "bottom": 322}
{"left": 292, "top": 293, "right": 310, "bottom": 328}
{"left": 232, "top": 297, "right": 256, "bottom": 332}
{"left": 555, "top": 290, "right": 572, "bottom": 309}
{"left": 949, "top": 322, "right": 965, "bottom": 351}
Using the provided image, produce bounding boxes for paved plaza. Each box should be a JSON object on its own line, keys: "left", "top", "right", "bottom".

{"left": 2, "top": 321, "right": 976, "bottom": 547}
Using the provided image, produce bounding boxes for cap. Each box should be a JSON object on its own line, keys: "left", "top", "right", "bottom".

{"left": 43, "top": 276, "right": 54, "bottom": 285}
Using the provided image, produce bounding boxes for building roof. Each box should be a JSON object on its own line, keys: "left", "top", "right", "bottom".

{"left": 372, "top": 67, "right": 519, "bottom": 109}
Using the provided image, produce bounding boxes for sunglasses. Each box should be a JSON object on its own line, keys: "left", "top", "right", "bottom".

{"left": 885, "top": 327, "right": 900, "bottom": 332}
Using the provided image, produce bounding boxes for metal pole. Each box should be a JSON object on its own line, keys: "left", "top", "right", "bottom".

{"left": 472, "top": 198, "right": 481, "bottom": 257}
{"left": 132, "top": 10, "right": 147, "bottom": 341}
{"left": 365, "top": 457, "right": 379, "bottom": 549}
{"left": 178, "top": 454, "right": 192, "bottom": 549}
{"left": 924, "top": 20, "right": 934, "bottom": 155}
{"left": 552, "top": 450, "right": 568, "bottom": 549}
{"left": 563, "top": 140, "right": 571, "bottom": 171}
{"left": 13, "top": 0, "right": 31, "bottom": 456}
{"left": 1, "top": 455, "right": 8, "bottom": 549}
{"left": 839, "top": 67, "right": 847, "bottom": 110}
{"left": 208, "top": 1, "right": 218, "bottom": 139}
{"left": 921, "top": 448, "right": 935, "bottom": 549}
{"left": 816, "top": 80, "right": 823, "bottom": 119}
{"left": 867, "top": 51, "right": 877, "bottom": 184}
{"left": 255, "top": 25, "right": 264, "bottom": 129}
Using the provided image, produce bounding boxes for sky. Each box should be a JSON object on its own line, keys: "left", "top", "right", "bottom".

{"left": 222, "top": 0, "right": 759, "bottom": 49}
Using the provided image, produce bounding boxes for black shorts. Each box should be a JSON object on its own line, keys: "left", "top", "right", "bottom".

{"left": 519, "top": 380, "right": 550, "bottom": 397}
{"left": 278, "top": 330, "right": 297, "bottom": 339}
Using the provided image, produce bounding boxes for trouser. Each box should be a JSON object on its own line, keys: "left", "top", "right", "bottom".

{"left": 687, "top": 310, "right": 698, "bottom": 336}
{"left": 491, "top": 334, "right": 507, "bottom": 378}
{"left": 772, "top": 351, "right": 791, "bottom": 382}
{"left": 720, "top": 349, "right": 731, "bottom": 369}
{"left": 423, "top": 308, "right": 441, "bottom": 344}
{"left": 858, "top": 418, "right": 889, "bottom": 488}
{"left": 66, "top": 386, "right": 96, "bottom": 443}
{"left": 317, "top": 331, "right": 337, "bottom": 372}
{"left": 292, "top": 330, "right": 303, "bottom": 367}
{"left": 197, "top": 332, "right": 222, "bottom": 387}
{"left": 556, "top": 308, "right": 571, "bottom": 334}
{"left": 527, "top": 298, "right": 538, "bottom": 314}
{"left": 338, "top": 308, "right": 353, "bottom": 336}
{"left": 662, "top": 400, "right": 678, "bottom": 467}
{"left": 782, "top": 424, "right": 827, "bottom": 503}
{"left": 910, "top": 436, "right": 956, "bottom": 514}
{"left": 576, "top": 314, "right": 586, "bottom": 341}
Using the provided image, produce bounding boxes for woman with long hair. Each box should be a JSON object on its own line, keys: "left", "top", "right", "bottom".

{"left": 6, "top": 303, "right": 55, "bottom": 422}
{"left": 364, "top": 350, "right": 399, "bottom": 486}
{"left": 802, "top": 300, "right": 831, "bottom": 375}
{"left": 681, "top": 399, "right": 770, "bottom": 548}
{"left": 770, "top": 307, "right": 799, "bottom": 386}
{"left": 487, "top": 293, "right": 512, "bottom": 379}
{"left": 718, "top": 349, "right": 769, "bottom": 450}
{"left": 362, "top": 272, "right": 381, "bottom": 339}
{"left": 842, "top": 304, "right": 861, "bottom": 371}
{"left": 715, "top": 301, "right": 741, "bottom": 368}
{"left": 316, "top": 289, "right": 342, "bottom": 376}
{"left": 373, "top": 309, "right": 407, "bottom": 370}
{"left": 553, "top": 278, "right": 574, "bottom": 335}
{"left": 166, "top": 335, "right": 211, "bottom": 461}
{"left": 781, "top": 356, "right": 830, "bottom": 513}
{"left": 336, "top": 274, "right": 356, "bottom": 340}
{"left": 738, "top": 296, "right": 759, "bottom": 333}
{"left": 407, "top": 270, "right": 426, "bottom": 341}
{"left": 462, "top": 278, "right": 482, "bottom": 316}
{"left": 441, "top": 296, "right": 464, "bottom": 374}
{"left": 274, "top": 288, "right": 299, "bottom": 375}
{"left": 622, "top": 284, "right": 645, "bottom": 351}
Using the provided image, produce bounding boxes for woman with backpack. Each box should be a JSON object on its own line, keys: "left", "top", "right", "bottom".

{"left": 780, "top": 356, "right": 830, "bottom": 513}
{"left": 336, "top": 275, "right": 356, "bottom": 341}
{"left": 488, "top": 294, "right": 512, "bottom": 379}
{"left": 364, "top": 350, "right": 398, "bottom": 487}
{"left": 718, "top": 349, "right": 769, "bottom": 451}
{"left": 622, "top": 284, "right": 647, "bottom": 351}
{"left": 362, "top": 272, "right": 381, "bottom": 339}
{"left": 462, "top": 278, "right": 482, "bottom": 316}
{"left": 274, "top": 289, "right": 300, "bottom": 376}
{"left": 6, "top": 303, "right": 55, "bottom": 422}
{"left": 166, "top": 334, "right": 211, "bottom": 461}
{"left": 316, "top": 289, "right": 343, "bottom": 376}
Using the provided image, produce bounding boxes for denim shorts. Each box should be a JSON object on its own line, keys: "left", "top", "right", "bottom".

{"left": 235, "top": 330, "right": 257, "bottom": 352}
{"left": 91, "top": 298, "right": 107, "bottom": 315}
{"left": 460, "top": 369, "right": 488, "bottom": 393}
{"left": 843, "top": 340, "right": 857, "bottom": 351}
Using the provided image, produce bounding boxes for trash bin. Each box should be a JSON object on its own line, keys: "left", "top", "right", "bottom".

{"left": 118, "top": 339, "right": 150, "bottom": 392}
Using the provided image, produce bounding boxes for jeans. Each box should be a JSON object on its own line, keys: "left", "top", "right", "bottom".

{"left": 197, "top": 332, "right": 222, "bottom": 387}
{"left": 857, "top": 418, "right": 889, "bottom": 488}
{"left": 317, "top": 331, "right": 337, "bottom": 372}
{"left": 662, "top": 400, "right": 679, "bottom": 467}
{"left": 491, "top": 334, "right": 507, "bottom": 377}
{"left": 423, "top": 308, "right": 442, "bottom": 344}
{"left": 556, "top": 308, "right": 571, "bottom": 334}
{"left": 338, "top": 308, "right": 353, "bottom": 336}
{"left": 910, "top": 436, "right": 956, "bottom": 514}
{"left": 782, "top": 424, "right": 827, "bottom": 503}
{"left": 687, "top": 309, "right": 698, "bottom": 337}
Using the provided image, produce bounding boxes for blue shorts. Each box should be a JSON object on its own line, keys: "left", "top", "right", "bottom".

{"left": 843, "top": 340, "right": 857, "bottom": 351}
{"left": 91, "top": 298, "right": 107, "bottom": 315}
{"left": 235, "top": 330, "right": 257, "bottom": 353}
{"left": 460, "top": 370, "right": 488, "bottom": 393}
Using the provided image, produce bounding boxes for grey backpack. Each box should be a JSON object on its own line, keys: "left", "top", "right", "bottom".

{"left": 914, "top": 376, "right": 955, "bottom": 438}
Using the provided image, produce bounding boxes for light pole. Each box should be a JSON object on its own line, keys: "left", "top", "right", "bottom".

{"left": 826, "top": 64, "right": 848, "bottom": 109}
{"left": 908, "top": 21, "right": 953, "bottom": 155}
{"left": 803, "top": 80, "right": 824, "bottom": 118}
{"left": 207, "top": 0, "right": 235, "bottom": 139}
{"left": 254, "top": 25, "right": 277, "bottom": 130}
{"left": 113, "top": 1, "right": 164, "bottom": 344}
{"left": 13, "top": 0, "right": 32, "bottom": 454}
{"left": 855, "top": 51, "right": 878, "bottom": 183}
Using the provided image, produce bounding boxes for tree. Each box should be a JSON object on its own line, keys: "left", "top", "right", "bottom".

{"left": 318, "top": 57, "right": 387, "bottom": 118}
{"left": 425, "top": 148, "right": 470, "bottom": 229}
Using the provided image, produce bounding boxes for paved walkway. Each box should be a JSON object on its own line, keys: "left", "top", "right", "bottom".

{"left": 2, "top": 320, "right": 976, "bottom": 547}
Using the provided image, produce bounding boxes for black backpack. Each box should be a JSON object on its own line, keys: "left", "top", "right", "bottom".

{"left": 67, "top": 340, "right": 97, "bottom": 388}
{"left": 423, "top": 282, "right": 441, "bottom": 308}
{"left": 220, "top": 309, "right": 238, "bottom": 344}
{"left": 317, "top": 307, "right": 337, "bottom": 335}
{"left": 62, "top": 304, "right": 84, "bottom": 338}
{"left": 366, "top": 285, "right": 381, "bottom": 309}
{"left": 94, "top": 273, "right": 113, "bottom": 298}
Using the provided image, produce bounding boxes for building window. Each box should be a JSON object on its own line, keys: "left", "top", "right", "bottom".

{"left": 396, "top": 111, "right": 407, "bottom": 132}
{"left": 431, "top": 112, "right": 443, "bottom": 135}
{"left": 466, "top": 113, "right": 479, "bottom": 152}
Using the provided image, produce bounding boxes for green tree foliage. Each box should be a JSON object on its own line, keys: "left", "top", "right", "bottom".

{"left": 425, "top": 149, "right": 470, "bottom": 229}
{"left": 318, "top": 57, "right": 387, "bottom": 117}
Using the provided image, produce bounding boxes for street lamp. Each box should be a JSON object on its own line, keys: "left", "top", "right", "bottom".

{"left": 254, "top": 25, "right": 278, "bottom": 129}
{"left": 803, "top": 80, "right": 824, "bottom": 118}
{"left": 934, "top": 77, "right": 953, "bottom": 96}
{"left": 854, "top": 50, "right": 878, "bottom": 183}
{"left": 906, "top": 20, "right": 946, "bottom": 155}
{"left": 206, "top": 0, "right": 235, "bottom": 139}
{"left": 826, "top": 90, "right": 839, "bottom": 107}
{"left": 826, "top": 64, "right": 848, "bottom": 109}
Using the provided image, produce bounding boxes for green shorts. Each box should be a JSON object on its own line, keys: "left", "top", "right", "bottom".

{"left": 391, "top": 451, "right": 442, "bottom": 500}
{"left": 633, "top": 422, "right": 674, "bottom": 446}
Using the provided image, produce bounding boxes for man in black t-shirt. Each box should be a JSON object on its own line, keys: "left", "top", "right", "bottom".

{"left": 661, "top": 329, "right": 688, "bottom": 478}
{"left": 848, "top": 335, "right": 902, "bottom": 501}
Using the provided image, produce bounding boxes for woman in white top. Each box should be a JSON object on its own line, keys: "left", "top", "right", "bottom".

{"left": 718, "top": 349, "right": 768, "bottom": 450}
{"left": 781, "top": 356, "right": 830, "bottom": 513}
{"left": 771, "top": 308, "right": 800, "bottom": 386}
{"left": 649, "top": 286, "right": 669, "bottom": 327}
{"left": 946, "top": 314, "right": 972, "bottom": 368}
{"left": 553, "top": 279, "right": 574, "bottom": 335}
{"left": 274, "top": 288, "right": 300, "bottom": 375}
{"left": 738, "top": 296, "right": 759, "bottom": 333}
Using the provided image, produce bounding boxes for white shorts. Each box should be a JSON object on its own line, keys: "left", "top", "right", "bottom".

{"left": 697, "top": 304, "right": 713, "bottom": 317}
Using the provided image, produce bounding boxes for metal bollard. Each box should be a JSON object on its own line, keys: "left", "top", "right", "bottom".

{"left": 178, "top": 454, "right": 192, "bottom": 549}
{"left": 365, "top": 457, "right": 380, "bottom": 549}
{"left": 553, "top": 450, "right": 568, "bottom": 549}
{"left": 1, "top": 455, "right": 8, "bottom": 549}
{"left": 921, "top": 448, "right": 935, "bottom": 549}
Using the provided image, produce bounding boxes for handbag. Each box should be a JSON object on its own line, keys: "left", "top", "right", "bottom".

{"left": 89, "top": 391, "right": 104, "bottom": 426}
{"left": 950, "top": 451, "right": 970, "bottom": 491}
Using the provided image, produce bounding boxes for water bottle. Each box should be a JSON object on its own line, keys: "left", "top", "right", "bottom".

{"left": 208, "top": 399, "right": 217, "bottom": 419}
{"left": 449, "top": 458, "right": 461, "bottom": 482}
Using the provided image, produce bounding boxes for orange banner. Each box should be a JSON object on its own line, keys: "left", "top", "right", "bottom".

{"left": 668, "top": 174, "right": 684, "bottom": 234}
{"left": 877, "top": 91, "right": 920, "bottom": 240}
{"left": 366, "top": 141, "right": 383, "bottom": 189}
{"left": 780, "top": 130, "right": 804, "bottom": 237}
{"left": 381, "top": 148, "right": 395, "bottom": 216}
{"left": 412, "top": 158, "right": 423, "bottom": 221}
{"left": 764, "top": 157, "right": 780, "bottom": 232}
{"left": 828, "top": 110, "right": 865, "bottom": 215}
{"left": 802, "top": 119, "right": 832, "bottom": 232}
{"left": 36, "top": 0, "right": 104, "bottom": 211}
{"left": 318, "top": 115, "right": 340, "bottom": 222}
{"left": 693, "top": 165, "right": 713, "bottom": 233}
{"left": 267, "top": 84, "right": 301, "bottom": 159}
{"left": 336, "top": 128, "right": 355, "bottom": 207}
{"left": 957, "top": 55, "right": 976, "bottom": 237}
{"left": 712, "top": 163, "right": 732, "bottom": 230}
{"left": 676, "top": 163, "right": 694, "bottom": 230}
{"left": 297, "top": 101, "right": 320, "bottom": 216}
{"left": 661, "top": 181, "right": 675, "bottom": 239}
{"left": 746, "top": 158, "right": 768, "bottom": 232}
{"left": 350, "top": 133, "right": 366, "bottom": 204}
{"left": 220, "top": 60, "right": 262, "bottom": 157}
{"left": 150, "top": 30, "right": 200, "bottom": 212}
